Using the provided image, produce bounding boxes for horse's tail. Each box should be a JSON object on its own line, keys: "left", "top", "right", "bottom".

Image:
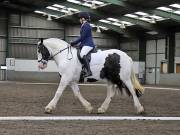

{"left": 130, "top": 67, "right": 144, "bottom": 97}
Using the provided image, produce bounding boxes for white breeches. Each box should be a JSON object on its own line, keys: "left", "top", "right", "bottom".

{"left": 80, "top": 46, "right": 93, "bottom": 58}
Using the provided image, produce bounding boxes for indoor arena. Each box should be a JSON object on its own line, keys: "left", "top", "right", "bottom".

{"left": 0, "top": 0, "right": 180, "bottom": 134}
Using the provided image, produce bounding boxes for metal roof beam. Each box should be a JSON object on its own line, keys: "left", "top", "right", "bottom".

{"left": 118, "top": 16, "right": 168, "bottom": 34}
{"left": 54, "top": 1, "right": 169, "bottom": 36}
{"left": 61, "top": 2, "right": 107, "bottom": 18}
{"left": 100, "top": 0, "right": 142, "bottom": 10}
{"left": 97, "top": 22, "right": 141, "bottom": 38}
{"left": 63, "top": 2, "right": 167, "bottom": 33}
{"left": 148, "top": 9, "right": 180, "bottom": 23}
{"left": 42, "top": 9, "right": 65, "bottom": 17}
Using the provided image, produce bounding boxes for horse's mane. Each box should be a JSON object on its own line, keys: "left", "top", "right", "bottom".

{"left": 43, "top": 38, "right": 69, "bottom": 50}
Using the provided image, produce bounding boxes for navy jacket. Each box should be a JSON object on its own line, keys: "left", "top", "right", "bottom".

{"left": 71, "top": 22, "right": 95, "bottom": 48}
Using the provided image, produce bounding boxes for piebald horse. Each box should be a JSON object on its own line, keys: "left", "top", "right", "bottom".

{"left": 37, "top": 38, "right": 145, "bottom": 114}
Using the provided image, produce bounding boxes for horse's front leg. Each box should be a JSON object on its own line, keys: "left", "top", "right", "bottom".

{"left": 45, "top": 76, "right": 69, "bottom": 114}
{"left": 98, "top": 82, "right": 115, "bottom": 114}
{"left": 70, "top": 82, "right": 93, "bottom": 113}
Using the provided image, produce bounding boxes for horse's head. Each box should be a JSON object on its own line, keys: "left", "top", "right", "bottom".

{"left": 37, "top": 38, "right": 50, "bottom": 69}
{"left": 37, "top": 38, "right": 72, "bottom": 69}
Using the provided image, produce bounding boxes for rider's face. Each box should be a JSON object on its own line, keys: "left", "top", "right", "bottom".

{"left": 79, "top": 18, "right": 85, "bottom": 24}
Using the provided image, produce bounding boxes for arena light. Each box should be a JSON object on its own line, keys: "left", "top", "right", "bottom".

{"left": 34, "top": 10, "right": 47, "bottom": 16}
{"left": 146, "top": 31, "right": 158, "bottom": 35}
{"left": 150, "top": 18, "right": 156, "bottom": 24}
{"left": 135, "top": 11, "right": 149, "bottom": 16}
{"left": 124, "top": 14, "right": 138, "bottom": 18}
{"left": 139, "top": 17, "right": 152, "bottom": 21}
{"left": 66, "top": 9, "right": 73, "bottom": 15}
{"left": 91, "top": 2, "right": 97, "bottom": 9}
{"left": 96, "top": 26, "right": 101, "bottom": 33}
{"left": 174, "top": 10, "right": 180, "bottom": 15}
{"left": 46, "top": 6, "right": 59, "bottom": 11}
{"left": 34, "top": 10, "right": 46, "bottom": 14}
{"left": 157, "top": 7, "right": 173, "bottom": 12}
{"left": 112, "top": 22, "right": 121, "bottom": 26}
{"left": 60, "top": 9, "right": 69, "bottom": 14}
{"left": 120, "top": 23, "right": 126, "bottom": 29}
{"left": 53, "top": 4, "right": 66, "bottom": 9}
{"left": 93, "top": 0, "right": 104, "bottom": 5}
{"left": 82, "top": 2, "right": 92, "bottom": 7}
{"left": 90, "top": 23, "right": 96, "bottom": 27}
{"left": 107, "top": 18, "right": 119, "bottom": 22}
{"left": 99, "top": 26, "right": 108, "bottom": 31}
{"left": 149, "top": 15, "right": 163, "bottom": 20}
{"left": 170, "top": 4, "right": 180, "bottom": 9}
{"left": 67, "top": 0, "right": 81, "bottom": 4}
{"left": 47, "top": 15, "right": 52, "bottom": 21}
{"left": 99, "top": 19, "right": 111, "bottom": 24}
{"left": 68, "top": 8, "right": 79, "bottom": 12}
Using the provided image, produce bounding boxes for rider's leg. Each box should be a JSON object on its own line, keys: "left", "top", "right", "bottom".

{"left": 80, "top": 46, "right": 93, "bottom": 77}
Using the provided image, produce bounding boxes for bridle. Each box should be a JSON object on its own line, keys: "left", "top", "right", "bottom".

{"left": 38, "top": 43, "right": 73, "bottom": 64}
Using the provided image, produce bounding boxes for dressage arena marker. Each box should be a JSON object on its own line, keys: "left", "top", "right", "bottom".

{"left": 0, "top": 116, "right": 180, "bottom": 121}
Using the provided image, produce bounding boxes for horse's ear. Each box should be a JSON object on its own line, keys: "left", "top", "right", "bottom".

{"left": 40, "top": 38, "right": 43, "bottom": 44}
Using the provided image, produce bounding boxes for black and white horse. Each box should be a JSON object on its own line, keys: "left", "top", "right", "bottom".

{"left": 37, "top": 38, "right": 144, "bottom": 114}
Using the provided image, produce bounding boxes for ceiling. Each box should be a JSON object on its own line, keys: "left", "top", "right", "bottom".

{"left": 1, "top": 0, "right": 180, "bottom": 39}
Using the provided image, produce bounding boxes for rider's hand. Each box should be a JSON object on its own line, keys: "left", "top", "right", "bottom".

{"left": 70, "top": 42, "right": 74, "bottom": 46}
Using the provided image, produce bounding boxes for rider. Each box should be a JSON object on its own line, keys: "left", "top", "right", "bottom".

{"left": 70, "top": 12, "right": 95, "bottom": 77}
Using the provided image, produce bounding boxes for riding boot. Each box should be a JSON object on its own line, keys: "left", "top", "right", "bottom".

{"left": 82, "top": 55, "right": 92, "bottom": 77}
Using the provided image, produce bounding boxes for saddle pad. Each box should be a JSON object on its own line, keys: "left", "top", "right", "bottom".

{"left": 90, "top": 50, "right": 107, "bottom": 66}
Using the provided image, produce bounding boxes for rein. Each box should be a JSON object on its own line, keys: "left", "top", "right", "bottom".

{"left": 48, "top": 44, "right": 73, "bottom": 60}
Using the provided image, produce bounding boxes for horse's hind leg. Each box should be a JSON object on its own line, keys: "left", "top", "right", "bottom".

{"left": 124, "top": 79, "right": 144, "bottom": 114}
{"left": 70, "top": 82, "right": 93, "bottom": 113}
{"left": 98, "top": 82, "right": 115, "bottom": 114}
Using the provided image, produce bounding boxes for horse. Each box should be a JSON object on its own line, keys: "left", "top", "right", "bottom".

{"left": 37, "top": 38, "right": 145, "bottom": 114}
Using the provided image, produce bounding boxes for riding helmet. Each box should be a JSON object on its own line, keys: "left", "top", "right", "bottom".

{"left": 78, "top": 12, "right": 90, "bottom": 21}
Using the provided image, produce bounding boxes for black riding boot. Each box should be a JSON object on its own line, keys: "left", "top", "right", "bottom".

{"left": 82, "top": 55, "right": 92, "bottom": 77}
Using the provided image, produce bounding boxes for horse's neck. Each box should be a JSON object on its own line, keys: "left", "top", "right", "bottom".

{"left": 53, "top": 46, "right": 78, "bottom": 66}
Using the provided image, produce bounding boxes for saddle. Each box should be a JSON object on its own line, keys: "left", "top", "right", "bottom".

{"left": 77, "top": 47, "right": 97, "bottom": 82}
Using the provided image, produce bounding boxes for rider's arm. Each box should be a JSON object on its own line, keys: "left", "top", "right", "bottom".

{"left": 70, "top": 24, "right": 90, "bottom": 46}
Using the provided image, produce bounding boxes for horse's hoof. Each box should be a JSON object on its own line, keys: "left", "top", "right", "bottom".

{"left": 45, "top": 106, "right": 54, "bottom": 114}
{"left": 137, "top": 106, "right": 144, "bottom": 114}
{"left": 85, "top": 106, "right": 93, "bottom": 114}
{"left": 97, "top": 107, "right": 106, "bottom": 114}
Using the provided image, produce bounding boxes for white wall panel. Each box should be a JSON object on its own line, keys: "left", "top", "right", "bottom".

{"left": 157, "top": 39, "right": 165, "bottom": 53}
{"left": 146, "top": 40, "right": 156, "bottom": 53}
{"left": 146, "top": 39, "right": 165, "bottom": 84}
{"left": 146, "top": 69, "right": 156, "bottom": 84}
{"left": 157, "top": 54, "right": 165, "bottom": 67}
{"left": 175, "top": 33, "right": 180, "bottom": 57}
{"left": 146, "top": 54, "right": 155, "bottom": 67}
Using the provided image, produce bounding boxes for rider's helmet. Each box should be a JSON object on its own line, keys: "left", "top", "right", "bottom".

{"left": 78, "top": 12, "right": 90, "bottom": 21}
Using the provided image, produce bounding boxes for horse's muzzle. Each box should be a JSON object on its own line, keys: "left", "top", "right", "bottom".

{"left": 38, "top": 62, "right": 47, "bottom": 69}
